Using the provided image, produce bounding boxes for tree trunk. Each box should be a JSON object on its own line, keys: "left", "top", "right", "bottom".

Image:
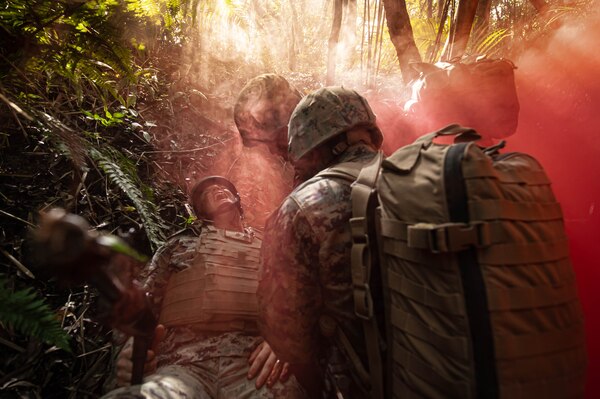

{"left": 327, "top": 0, "right": 343, "bottom": 85}
{"left": 382, "top": 0, "right": 422, "bottom": 83}
{"left": 427, "top": 0, "right": 451, "bottom": 62}
{"left": 474, "top": 0, "right": 492, "bottom": 30}
{"left": 288, "top": 0, "right": 299, "bottom": 70}
{"left": 437, "top": 0, "right": 445, "bottom": 20}
{"left": 343, "top": 0, "right": 357, "bottom": 46}
{"left": 529, "top": 0, "right": 549, "bottom": 13}
{"left": 443, "top": 0, "right": 479, "bottom": 60}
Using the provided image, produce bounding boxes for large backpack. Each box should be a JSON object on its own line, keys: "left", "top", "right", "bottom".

{"left": 344, "top": 125, "right": 587, "bottom": 398}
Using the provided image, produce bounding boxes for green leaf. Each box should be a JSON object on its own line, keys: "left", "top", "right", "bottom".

{"left": 0, "top": 275, "right": 71, "bottom": 352}
{"left": 89, "top": 146, "right": 167, "bottom": 250}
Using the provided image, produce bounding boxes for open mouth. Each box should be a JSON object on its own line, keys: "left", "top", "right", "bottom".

{"left": 213, "top": 191, "right": 229, "bottom": 202}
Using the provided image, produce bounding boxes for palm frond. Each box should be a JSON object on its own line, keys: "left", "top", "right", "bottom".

{"left": 474, "top": 28, "right": 511, "bottom": 56}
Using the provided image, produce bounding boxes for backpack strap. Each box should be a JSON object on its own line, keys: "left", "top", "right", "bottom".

{"left": 415, "top": 124, "right": 481, "bottom": 146}
{"left": 350, "top": 151, "right": 385, "bottom": 399}
{"left": 315, "top": 161, "right": 365, "bottom": 182}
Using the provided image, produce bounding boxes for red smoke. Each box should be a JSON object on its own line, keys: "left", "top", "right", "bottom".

{"left": 209, "top": 141, "right": 293, "bottom": 228}
{"left": 509, "top": 9, "right": 600, "bottom": 396}
{"left": 372, "top": 7, "right": 600, "bottom": 395}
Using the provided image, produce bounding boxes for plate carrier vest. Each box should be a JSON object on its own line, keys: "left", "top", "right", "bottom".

{"left": 159, "top": 225, "right": 262, "bottom": 333}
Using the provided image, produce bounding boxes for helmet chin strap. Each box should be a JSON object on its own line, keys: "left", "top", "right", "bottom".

{"left": 332, "top": 140, "right": 349, "bottom": 156}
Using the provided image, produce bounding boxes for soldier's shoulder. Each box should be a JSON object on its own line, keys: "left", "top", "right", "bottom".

{"left": 290, "top": 173, "right": 349, "bottom": 211}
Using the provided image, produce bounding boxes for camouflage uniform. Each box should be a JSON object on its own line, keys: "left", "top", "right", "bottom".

{"left": 103, "top": 224, "right": 307, "bottom": 399}
{"left": 258, "top": 144, "right": 377, "bottom": 398}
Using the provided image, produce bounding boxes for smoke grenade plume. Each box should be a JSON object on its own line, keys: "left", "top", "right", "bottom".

{"left": 507, "top": 9, "right": 600, "bottom": 395}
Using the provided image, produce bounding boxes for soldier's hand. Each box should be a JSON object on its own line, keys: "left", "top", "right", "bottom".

{"left": 115, "top": 324, "right": 167, "bottom": 387}
{"left": 247, "top": 340, "right": 290, "bottom": 389}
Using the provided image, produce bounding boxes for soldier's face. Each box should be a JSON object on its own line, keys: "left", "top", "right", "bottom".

{"left": 293, "top": 146, "right": 332, "bottom": 184}
{"left": 196, "top": 184, "right": 238, "bottom": 218}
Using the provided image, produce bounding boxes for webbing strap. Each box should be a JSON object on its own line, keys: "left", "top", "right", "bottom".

{"left": 470, "top": 199, "right": 563, "bottom": 221}
{"left": 487, "top": 283, "right": 579, "bottom": 311}
{"left": 501, "top": 370, "right": 586, "bottom": 398}
{"left": 497, "top": 345, "right": 586, "bottom": 386}
{"left": 381, "top": 219, "right": 508, "bottom": 252}
{"left": 407, "top": 221, "right": 505, "bottom": 252}
{"left": 445, "top": 143, "right": 498, "bottom": 399}
{"left": 319, "top": 316, "right": 371, "bottom": 387}
{"left": 382, "top": 239, "right": 450, "bottom": 267}
{"left": 379, "top": 218, "right": 409, "bottom": 240}
{"left": 479, "top": 239, "right": 570, "bottom": 265}
{"left": 495, "top": 323, "right": 585, "bottom": 360}
{"left": 414, "top": 124, "right": 480, "bottom": 147}
{"left": 316, "top": 162, "right": 365, "bottom": 182}
{"left": 462, "top": 160, "right": 551, "bottom": 185}
{"left": 390, "top": 306, "right": 469, "bottom": 360}
{"left": 392, "top": 377, "right": 424, "bottom": 399}
{"left": 388, "top": 269, "right": 465, "bottom": 315}
{"left": 349, "top": 151, "right": 385, "bottom": 399}
{"left": 393, "top": 342, "right": 470, "bottom": 397}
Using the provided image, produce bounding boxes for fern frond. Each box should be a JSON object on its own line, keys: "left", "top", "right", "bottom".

{"left": 89, "top": 146, "right": 166, "bottom": 249}
{"left": 0, "top": 275, "right": 70, "bottom": 351}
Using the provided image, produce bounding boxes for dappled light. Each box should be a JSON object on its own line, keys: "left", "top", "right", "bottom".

{"left": 1, "top": 0, "right": 598, "bottom": 397}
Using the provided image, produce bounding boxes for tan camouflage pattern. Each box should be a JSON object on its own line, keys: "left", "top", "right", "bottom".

{"left": 102, "top": 365, "right": 306, "bottom": 398}
{"left": 287, "top": 87, "right": 382, "bottom": 162}
{"left": 258, "top": 145, "right": 378, "bottom": 396}
{"left": 103, "top": 223, "right": 307, "bottom": 398}
{"left": 158, "top": 224, "right": 262, "bottom": 330}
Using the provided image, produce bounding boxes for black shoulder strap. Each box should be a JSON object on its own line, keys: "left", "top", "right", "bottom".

{"left": 445, "top": 143, "right": 499, "bottom": 399}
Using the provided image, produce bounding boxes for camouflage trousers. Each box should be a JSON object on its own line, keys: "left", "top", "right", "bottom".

{"left": 101, "top": 359, "right": 307, "bottom": 399}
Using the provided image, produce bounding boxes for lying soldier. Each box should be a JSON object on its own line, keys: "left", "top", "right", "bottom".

{"left": 103, "top": 176, "right": 307, "bottom": 399}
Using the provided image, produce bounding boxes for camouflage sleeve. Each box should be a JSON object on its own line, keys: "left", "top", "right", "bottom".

{"left": 138, "top": 238, "right": 182, "bottom": 316}
{"left": 258, "top": 197, "right": 323, "bottom": 366}
{"left": 103, "top": 238, "right": 186, "bottom": 393}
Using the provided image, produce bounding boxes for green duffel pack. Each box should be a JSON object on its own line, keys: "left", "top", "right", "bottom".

{"left": 338, "top": 124, "right": 587, "bottom": 398}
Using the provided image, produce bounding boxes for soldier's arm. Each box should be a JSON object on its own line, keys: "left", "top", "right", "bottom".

{"left": 104, "top": 239, "right": 180, "bottom": 390}
{"left": 139, "top": 237, "right": 182, "bottom": 314}
{"left": 258, "top": 198, "right": 322, "bottom": 366}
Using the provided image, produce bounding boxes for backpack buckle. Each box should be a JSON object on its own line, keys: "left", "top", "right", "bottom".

{"left": 408, "top": 222, "right": 491, "bottom": 253}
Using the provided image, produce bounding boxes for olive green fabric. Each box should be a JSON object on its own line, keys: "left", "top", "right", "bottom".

{"left": 348, "top": 125, "right": 587, "bottom": 398}
{"left": 367, "top": 126, "right": 586, "bottom": 398}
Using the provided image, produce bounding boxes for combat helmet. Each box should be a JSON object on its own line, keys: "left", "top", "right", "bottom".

{"left": 288, "top": 86, "right": 383, "bottom": 162}
{"left": 234, "top": 74, "right": 302, "bottom": 156}
{"left": 190, "top": 176, "right": 243, "bottom": 217}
